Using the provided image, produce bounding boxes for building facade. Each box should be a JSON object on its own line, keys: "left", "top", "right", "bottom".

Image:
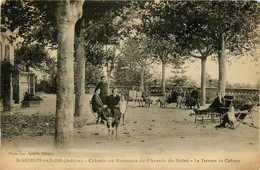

{"left": 1, "top": 33, "right": 37, "bottom": 111}
{"left": 0, "top": 33, "right": 15, "bottom": 111}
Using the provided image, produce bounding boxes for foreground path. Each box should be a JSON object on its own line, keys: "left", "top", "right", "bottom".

{"left": 1, "top": 93, "right": 259, "bottom": 170}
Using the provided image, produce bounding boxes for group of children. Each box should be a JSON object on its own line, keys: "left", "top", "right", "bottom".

{"left": 118, "top": 86, "right": 154, "bottom": 125}
{"left": 128, "top": 86, "right": 153, "bottom": 107}
{"left": 158, "top": 86, "right": 200, "bottom": 109}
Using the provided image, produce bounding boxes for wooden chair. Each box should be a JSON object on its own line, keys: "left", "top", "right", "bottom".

{"left": 195, "top": 96, "right": 233, "bottom": 124}
{"left": 195, "top": 111, "right": 220, "bottom": 124}
{"left": 195, "top": 112, "right": 209, "bottom": 124}
{"left": 89, "top": 101, "right": 98, "bottom": 125}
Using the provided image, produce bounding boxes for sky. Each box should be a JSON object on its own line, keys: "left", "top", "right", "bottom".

{"left": 157, "top": 56, "right": 260, "bottom": 87}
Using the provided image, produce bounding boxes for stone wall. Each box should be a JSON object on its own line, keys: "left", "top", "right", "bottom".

{"left": 86, "top": 85, "right": 259, "bottom": 103}
{"left": 13, "top": 71, "right": 36, "bottom": 103}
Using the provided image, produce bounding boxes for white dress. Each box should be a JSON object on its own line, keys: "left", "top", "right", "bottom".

{"left": 129, "top": 90, "right": 137, "bottom": 100}
{"left": 119, "top": 100, "right": 127, "bottom": 114}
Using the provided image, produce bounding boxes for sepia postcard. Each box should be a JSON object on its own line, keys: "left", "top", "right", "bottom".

{"left": 0, "top": 0, "right": 259, "bottom": 170}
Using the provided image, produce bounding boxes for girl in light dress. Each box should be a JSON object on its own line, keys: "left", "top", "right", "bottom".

{"left": 136, "top": 87, "right": 144, "bottom": 107}
{"left": 119, "top": 94, "right": 128, "bottom": 125}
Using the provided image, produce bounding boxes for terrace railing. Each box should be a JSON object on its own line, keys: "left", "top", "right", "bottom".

{"left": 86, "top": 85, "right": 259, "bottom": 100}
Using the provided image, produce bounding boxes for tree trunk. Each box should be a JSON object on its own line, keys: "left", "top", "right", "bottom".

{"left": 161, "top": 61, "right": 166, "bottom": 96}
{"left": 107, "top": 60, "right": 115, "bottom": 94}
{"left": 107, "top": 63, "right": 111, "bottom": 94}
{"left": 200, "top": 57, "right": 207, "bottom": 106}
{"left": 74, "top": 28, "right": 85, "bottom": 117}
{"left": 55, "top": 0, "right": 83, "bottom": 149}
{"left": 140, "top": 67, "right": 145, "bottom": 91}
{"left": 218, "top": 34, "right": 227, "bottom": 96}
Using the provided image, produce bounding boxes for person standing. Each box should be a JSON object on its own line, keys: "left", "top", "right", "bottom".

{"left": 129, "top": 86, "right": 137, "bottom": 106}
{"left": 168, "top": 88, "right": 178, "bottom": 104}
{"left": 119, "top": 94, "right": 128, "bottom": 125}
{"left": 190, "top": 86, "right": 200, "bottom": 109}
{"left": 136, "top": 87, "right": 144, "bottom": 107}
{"left": 176, "top": 87, "right": 185, "bottom": 109}
{"left": 95, "top": 76, "right": 108, "bottom": 104}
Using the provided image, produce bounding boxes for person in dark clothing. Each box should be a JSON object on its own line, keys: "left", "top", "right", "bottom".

{"left": 91, "top": 88, "right": 108, "bottom": 123}
{"left": 92, "top": 88, "right": 105, "bottom": 113}
{"left": 215, "top": 97, "right": 254, "bottom": 128}
{"left": 189, "top": 86, "right": 200, "bottom": 109}
{"left": 167, "top": 88, "right": 178, "bottom": 103}
{"left": 107, "top": 87, "right": 121, "bottom": 117}
{"left": 95, "top": 76, "right": 108, "bottom": 104}
{"left": 193, "top": 91, "right": 224, "bottom": 114}
{"left": 24, "top": 92, "right": 32, "bottom": 101}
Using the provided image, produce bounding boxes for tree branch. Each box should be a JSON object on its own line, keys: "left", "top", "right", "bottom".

{"left": 83, "top": 20, "right": 106, "bottom": 33}
{"left": 189, "top": 52, "right": 202, "bottom": 59}
{"left": 226, "top": 32, "right": 236, "bottom": 42}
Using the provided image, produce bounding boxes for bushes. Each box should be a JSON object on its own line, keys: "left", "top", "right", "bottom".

{"left": 36, "top": 79, "right": 57, "bottom": 94}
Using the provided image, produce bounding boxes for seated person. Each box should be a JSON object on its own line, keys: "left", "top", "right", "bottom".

{"left": 106, "top": 87, "right": 121, "bottom": 117}
{"left": 193, "top": 91, "right": 224, "bottom": 115}
{"left": 23, "top": 92, "right": 32, "bottom": 101}
{"left": 142, "top": 87, "right": 152, "bottom": 107}
{"left": 167, "top": 88, "right": 178, "bottom": 103}
{"left": 158, "top": 89, "right": 170, "bottom": 107}
{"left": 24, "top": 92, "right": 42, "bottom": 101}
{"left": 129, "top": 86, "right": 137, "bottom": 102}
{"left": 22, "top": 92, "right": 43, "bottom": 106}
{"left": 215, "top": 97, "right": 254, "bottom": 128}
{"left": 91, "top": 88, "right": 107, "bottom": 123}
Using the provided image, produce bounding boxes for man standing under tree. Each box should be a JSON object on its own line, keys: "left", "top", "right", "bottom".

{"left": 190, "top": 86, "right": 200, "bottom": 109}
{"left": 95, "top": 76, "right": 108, "bottom": 104}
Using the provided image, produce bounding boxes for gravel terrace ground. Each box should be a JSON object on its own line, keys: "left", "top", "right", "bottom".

{"left": 1, "top": 93, "right": 259, "bottom": 170}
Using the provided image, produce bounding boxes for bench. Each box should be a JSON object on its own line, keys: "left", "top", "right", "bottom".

{"left": 21, "top": 100, "right": 42, "bottom": 107}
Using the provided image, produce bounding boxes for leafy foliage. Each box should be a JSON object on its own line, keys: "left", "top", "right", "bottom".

{"left": 85, "top": 63, "right": 103, "bottom": 86}
{"left": 1, "top": 0, "right": 58, "bottom": 47}
{"left": 14, "top": 44, "right": 54, "bottom": 71}
{"left": 113, "top": 58, "right": 153, "bottom": 86}
{"left": 166, "top": 76, "right": 198, "bottom": 87}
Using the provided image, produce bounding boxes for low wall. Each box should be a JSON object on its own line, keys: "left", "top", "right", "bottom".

{"left": 86, "top": 86, "right": 259, "bottom": 102}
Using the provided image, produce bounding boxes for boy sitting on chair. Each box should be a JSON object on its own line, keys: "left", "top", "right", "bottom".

{"left": 215, "top": 97, "right": 254, "bottom": 129}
